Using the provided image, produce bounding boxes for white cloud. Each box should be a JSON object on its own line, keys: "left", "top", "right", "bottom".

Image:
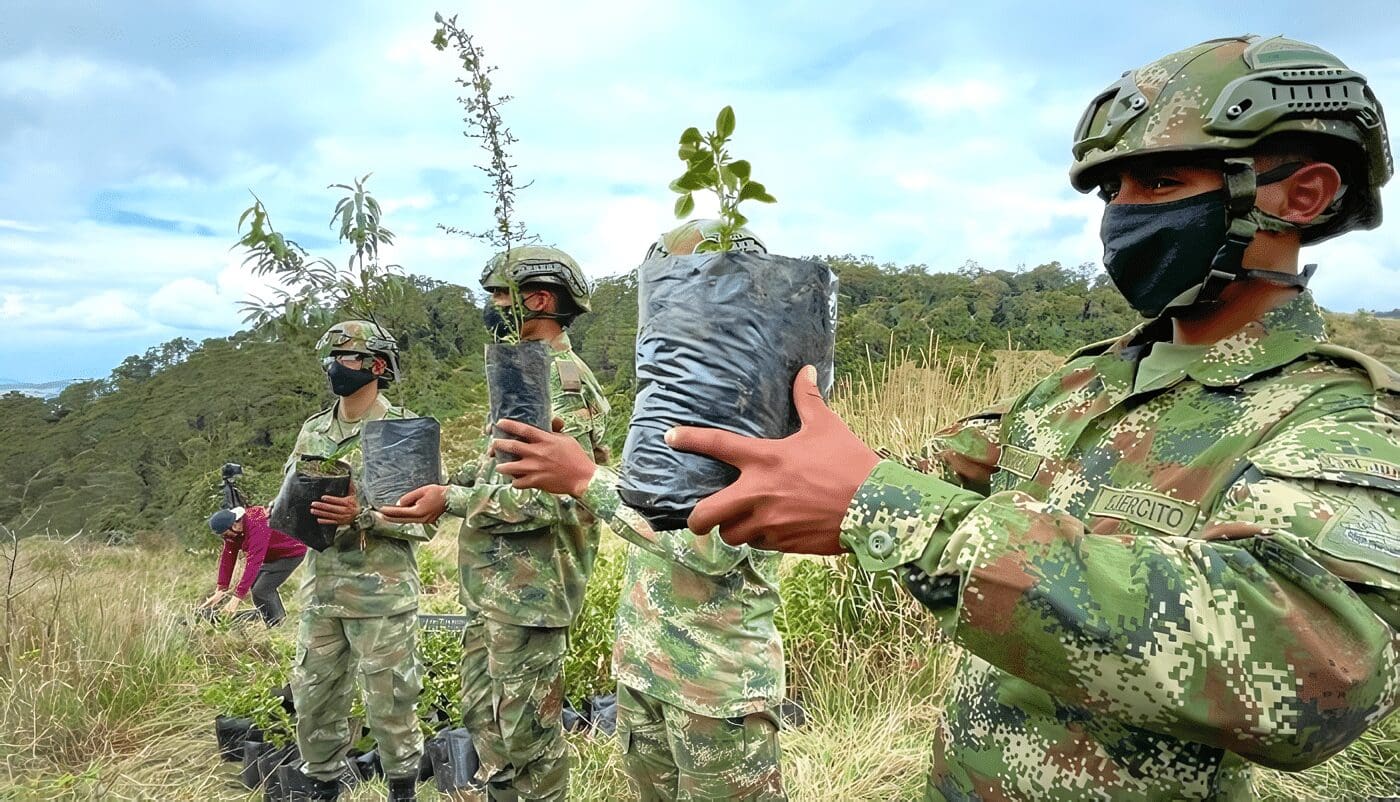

{"left": 0, "top": 50, "right": 175, "bottom": 98}
{"left": 900, "top": 76, "right": 1008, "bottom": 114}
{"left": 4, "top": 3, "right": 1400, "bottom": 381}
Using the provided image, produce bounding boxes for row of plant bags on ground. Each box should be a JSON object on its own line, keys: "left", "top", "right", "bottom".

{"left": 214, "top": 686, "right": 480, "bottom": 797}
{"left": 269, "top": 418, "right": 442, "bottom": 550}
{"left": 620, "top": 250, "right": 838, "bottom": 529}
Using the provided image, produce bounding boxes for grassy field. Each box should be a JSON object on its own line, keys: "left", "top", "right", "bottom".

{"left": 1, "top": 346, "right": 1396, "bottom": 800}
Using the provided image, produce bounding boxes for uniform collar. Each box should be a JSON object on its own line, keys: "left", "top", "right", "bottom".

{"left": 1110, "top": 290, "right": 1327, "bottom": 389}
{"left": 545, "top": 329, "right": 574, "bottom": 354}
{"left": 314, "top": 394, "right": 391, "bottom": 434}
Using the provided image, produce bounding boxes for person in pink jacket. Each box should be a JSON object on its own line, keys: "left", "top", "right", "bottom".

{"left": 199, "top": 505, "right": 307, "bottom": 626}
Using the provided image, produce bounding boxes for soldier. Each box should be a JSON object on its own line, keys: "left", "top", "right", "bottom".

{"left": 383, "top": 246, "right": 609, "bottom": 801}
{"left": 284, "top": 320, "right": 432, "bottom": 802}
{"left": 603, "top": 220, "right": 786, "bottom": 800}
{"left": 493, "top": 37, "right": 1399, "bottom": 800}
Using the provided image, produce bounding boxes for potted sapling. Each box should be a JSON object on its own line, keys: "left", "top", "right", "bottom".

{"left": 236, "top": 175, "right": 444, "bottom": 519}
{"left": 268, "top": 456, "right": 352, "bottom": 551}
{"left": 619, "top": 106, "right": 838, "bottom": 529}
{"left": 433, "top": 14, "right": 554, "bottom": 460}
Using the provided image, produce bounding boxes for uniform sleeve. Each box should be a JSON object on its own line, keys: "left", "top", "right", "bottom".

{"left": 579, "top": 467, "right": 753, "bottom": 576}
{"left": 841, "top": 408, "right": 1400, "bottom": 771}
{"left": 359, "top": 508, "right": 433, "bottom": 542}
{"left": 878, "top": 405, "right": 1005, "bottom": 494}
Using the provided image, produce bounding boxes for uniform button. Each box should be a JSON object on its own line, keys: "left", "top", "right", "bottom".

{"left": 867, "top": 531, "right": 894, "bottom": 558}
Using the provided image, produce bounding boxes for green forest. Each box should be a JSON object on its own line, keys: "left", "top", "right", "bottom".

{"left": 2, "top": 256, "right": 1397, "bottom": 541}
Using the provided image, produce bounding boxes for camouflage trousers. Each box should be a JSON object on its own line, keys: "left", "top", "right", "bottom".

{"left": 290, "top": 608, "right": 424, "bottom": 780}
{"left": 461, "top": 609, "right": 569, "bottom": 801}
{"left": 617, "top": 684, "right": 786, "bottom": 802}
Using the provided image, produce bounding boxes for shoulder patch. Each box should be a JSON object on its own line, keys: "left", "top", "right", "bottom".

{"left": 1316, "top": 497, "right": 1400, "bottom": 576}
{"left": 556, "top": 359, "right": 583, "bottom": 392}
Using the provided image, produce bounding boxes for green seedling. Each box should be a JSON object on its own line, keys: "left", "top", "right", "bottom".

{"left": 669, "top": 106, "right": 777, "bottom": 251}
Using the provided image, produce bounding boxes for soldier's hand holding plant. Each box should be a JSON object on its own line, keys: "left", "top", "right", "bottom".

{"left": 669, "top": 367, "right": 879, "bottom": 554}
{"left": 491, "top": 417, "right": 595, "bottom": 498}
{"left": 380, "top": 484, "right": 450, "bottom": 525}
{"left": 310, "top": 480, "right": 360, "bottom": 526}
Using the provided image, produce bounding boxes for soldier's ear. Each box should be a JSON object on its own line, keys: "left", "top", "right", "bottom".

{"left": 524, "top": 288, "right": 557, "bottom": 314}
{"left": 371, "top": 357, "right": 386, "bottom": 376}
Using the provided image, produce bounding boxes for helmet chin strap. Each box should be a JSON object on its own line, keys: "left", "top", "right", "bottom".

{"left": 1166, "top": 157, "right": 1316, "bottom": 317}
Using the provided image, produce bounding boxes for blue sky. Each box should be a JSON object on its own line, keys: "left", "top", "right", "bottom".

{"left": 2, "top": 1, "right": 1399, "bottom": 383}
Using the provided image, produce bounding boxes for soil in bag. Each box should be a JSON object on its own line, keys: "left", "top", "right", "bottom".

{"left": 426, "top": 727, "right": 480, "bottom": 794}
{"left": 215, "top": 715, "right": 254, "bottom": 761}
{"left": 269, "top": 457, "right": 352, "bottom": 551}
{"left": 361, "top": 417, "right": 443, "bottom": 508}
{"left": 485, "top": 341, "right": 552, "bottom": 463}
{"left": 619, "top": 251, "right": 837, "bottom": 530}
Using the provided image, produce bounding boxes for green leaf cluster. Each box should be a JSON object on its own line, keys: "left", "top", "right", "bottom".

{"left": 432, "top": 12, "right": 536, "bottom": 254}
{"left": 200, "top": 656, "right": 294, "bottom": 746}
{"left": 416, "top": 627, "right": 465, "bottom": 734}
{"left": 235, "top": 174, "right": 405, "bottom": 335}
{"left": 668, "top": 106, "right": 776, "bottom": 251}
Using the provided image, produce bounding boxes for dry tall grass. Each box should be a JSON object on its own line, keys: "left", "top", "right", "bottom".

{"left": 831, "top": 339, "right": 1059, "bottom": 456}
{"left": 1, "top": 343, "right": 1396, "bottom": 800}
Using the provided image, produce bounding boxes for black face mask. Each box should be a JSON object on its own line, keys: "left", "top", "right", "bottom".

{"left": 482, "top": 304, "right": 516, "bottom": 342}
{"left": 1100, "top": 188, "right": 1230, "bottom": 318}
{"left": 327, "top": 362, "right": 376, "bottom": 396}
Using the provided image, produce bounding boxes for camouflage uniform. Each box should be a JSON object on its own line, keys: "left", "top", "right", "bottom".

{"left": 287, "top": 392, "right": 433, "bottom": 782}
{"left": 447, "top": 328, "right": 609, "bottom": 800}
{"left": 580, "top": 473, "right": 787, "bottom": 801}
{"left": 572, "top": 219, "right": 787, "bottom": 801}
{"left": 841, "top": 36, "right": 1399, "bottom": 802}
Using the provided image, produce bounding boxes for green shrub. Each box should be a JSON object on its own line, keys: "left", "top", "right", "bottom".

{"left": 564, "top": 543, "right": 624, "bottom": 701}
{"left": 199, "top": 654, "right": 294, "bottom": 746}
{"left": 417, "top": 627, "right": 464, "bottom": 733}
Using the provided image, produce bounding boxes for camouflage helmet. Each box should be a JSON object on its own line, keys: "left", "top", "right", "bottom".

{"left": 644, "top": 218, "right": 769, "bottom": 260}
{"left": 479, "top": 245, "right": 591, "bottom": 313}
{"left": 1070, "top": 35, "right": 1392, "bottom": 243}
{"left": 316, "top": 319, "right": 401, "bottom": 381}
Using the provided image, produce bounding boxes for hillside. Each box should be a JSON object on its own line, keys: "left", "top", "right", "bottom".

{"left": 3, "top": 256, "right": 1396, "bottom": 539}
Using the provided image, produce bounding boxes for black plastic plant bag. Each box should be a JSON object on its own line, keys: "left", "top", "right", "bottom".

{"left": 241, "top": 739, "right": 274, "bottom": 789}
{"left": 619, "top": 251, "right": 837, "bottom": 530}
{"left": 215, "top": 715, "right": 255, "bottom": 761}
{"left": 256, "top": 743, "right": 298, "bottom": 799}
{"left": 589, "top": 692, "right": 618, "bottom": 736}
{"left": 361, "top": 417, "right": 443, "bottom": 508}
{"left": 268, "top": 457, "right": 351, "bottom": 551}
{"left": 427, "top": 727, "right": 480, "bottom": 793}
{"left": 486, "top": 341, "right": 552, "bottom": 463}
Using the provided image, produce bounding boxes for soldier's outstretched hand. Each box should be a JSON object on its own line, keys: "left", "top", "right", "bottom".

{"left": 492, "top": 417, "right": 595, "bottom": 497}
{"left": 669, "top": 366, "right": 880, "bottom": 554}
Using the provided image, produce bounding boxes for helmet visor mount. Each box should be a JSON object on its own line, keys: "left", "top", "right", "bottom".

{"left": 315, "top": 328, "right": 398, "bottom": 356}
{"left": 1073, "top": 73, "right": 1152, "bottom": 162}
